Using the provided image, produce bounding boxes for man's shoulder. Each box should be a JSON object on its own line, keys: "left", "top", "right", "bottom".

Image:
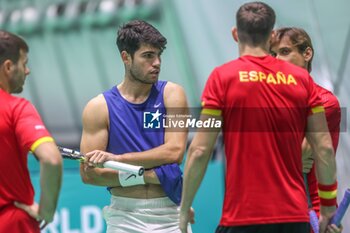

{"left": 163, "top": 81, "right": 184, "bottom": 92}
{"left": 217, "top": 58, "right": 241, "bottom": 69}
{"left": 84, "top": 94, "right": 107, "bottom": 112}
{"left": 82, "top": 94, "right": 108, "bottom": 124}
{"left": 0, "top": 93, "right": 37, "bottom": 122}
{"left": 316, "top": 84, "right": 333, "bottom": 95}
{"left": 316, "top": 85, "right": 340, "bottom": 108}
{"left": 162, "top": 81, "right": 187, "bottom": 107}
{"left": 2, "top": 92, "right": 31, "bottom": 110}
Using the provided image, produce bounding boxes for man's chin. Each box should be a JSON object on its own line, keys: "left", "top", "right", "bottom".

{"left": 149, "top": 76, "right": 159, "bottom": 83}
{"left": 11, "top": 87, "right": 23, "bottom": 94}
{"left": 143, "top": 77, "right": 158, "bottom": 85}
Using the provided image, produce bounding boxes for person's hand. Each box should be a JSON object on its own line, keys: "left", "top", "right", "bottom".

{"left": 319, "top": 206, "right": 337, "bottom": 233}
{"left": 179, "top": 207, "right": 195, "bottom": 233}
{"left": 302, "top": 154, "right": 314, "bottom": 173}
{"left": 301, "top": 139, "right": 314, "bottom": 173}
{"left": 326, "top": 223, "right": 343, "bottom": 233}
{"left": 14, "top": 201, "right": 49, "bottom": 229}
{"left": 188, "top": 207, "right": 195, "bottom": 224}
{"left": 302, "top": 147, "right": 314, "bottom": 174}
{"left": 85, "top": 150, "right": 115, "bottom": 167}
{"left": 319, "top": 214, "right": 331, "bottom": 233}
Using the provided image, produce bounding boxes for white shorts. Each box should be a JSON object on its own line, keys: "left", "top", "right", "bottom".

{"left": 103, "top": 196, "right": 192, "bottom": 233}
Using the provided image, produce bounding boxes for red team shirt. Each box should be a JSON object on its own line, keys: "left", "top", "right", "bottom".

{"left": 307, "top": 85, "right": 341, "bottom": 217}
{"left": 0, "top": 89, "right": 53, "bottom": 232}
{"left": 201, "top": 55, "right": 324, "bottom": 226}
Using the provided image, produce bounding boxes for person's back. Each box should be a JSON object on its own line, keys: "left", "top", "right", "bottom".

{"left": 180, "top": 2, "right": 337, "bottom": 233}
{"left": 207, "top": 55, "right": 320, "bottom": 225}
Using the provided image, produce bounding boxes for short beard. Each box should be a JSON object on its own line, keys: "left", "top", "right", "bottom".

{"left": 11, "top": 87, "right": 23, "bottom": 94}
{"left": 9, "top": 79, "right": 24, "bottom": 94}
{"left": 130, "top": 68, "right": 157, "bottom": 85}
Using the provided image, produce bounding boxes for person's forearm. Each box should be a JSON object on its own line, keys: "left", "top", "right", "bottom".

{"left": 81, "top": 165, "right": 120, "bottom": 186}
{"left": 181, "top": 146, "right": 211, "bottom": 211}
{"left": 307, "top": 115, "right": 336, "bottom": 185}
{"left": 314, "top": 146, "right": 336, "bottom": 185}
{"left": 314, "top": 143, "right": 337, "bottom": 217}
{"left": 116, "top": 144, "right": 185, "bottom": 169}
{"left": 39, "top": 160, "right": 62, "bottom": 222}
{"left": 80, "top": 165, "right": 159, "bottom": 186}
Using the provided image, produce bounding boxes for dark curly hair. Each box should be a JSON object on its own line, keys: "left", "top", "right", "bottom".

{"left": 116, "top": 20, "right": 167, "bottom": 58}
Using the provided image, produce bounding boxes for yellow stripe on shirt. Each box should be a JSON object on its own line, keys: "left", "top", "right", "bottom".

{"left": 318, "top": 189, "right": 337, "bottom": 199}
{"left": 201, "top": 108, "right": 222, "bottom": 116}
{"left": 311, "top": 106, "right": 325, "bottom": 114}
{"left": 30, "top": 136, "right": 54, "bottom": 152}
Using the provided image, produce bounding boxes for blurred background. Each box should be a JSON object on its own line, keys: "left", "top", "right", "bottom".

{"left": 2, "top": 0, "right": 349, "bottom": 232}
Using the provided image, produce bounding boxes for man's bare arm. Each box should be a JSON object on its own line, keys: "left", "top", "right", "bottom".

{"left": 16, "top": 142, "right": 62, "bottom": 224}
{"left": 306, "top": 112, "right": 337, "bottom": 232}
{"left": 306, "top": 112, "right": 336, "bottom": 185}
{"left": 179, "top": 113, "right": 221, "bottom": 231}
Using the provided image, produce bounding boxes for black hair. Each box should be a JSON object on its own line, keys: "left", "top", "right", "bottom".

{"left": 116, "top": 20, "right": 167, "bottom": 57}
{"left": 0, "top": 30, "right": 29, "bottom": 65}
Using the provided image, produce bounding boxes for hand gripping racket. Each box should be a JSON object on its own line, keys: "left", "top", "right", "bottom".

{"left": 304, "top": 173, "right": 350, "bottom": 232}
{"left": 58, "top": 146, "right": 144, "bottom": 176}
{"left": 330, "top": 188, "right": 350, "bottom": 227}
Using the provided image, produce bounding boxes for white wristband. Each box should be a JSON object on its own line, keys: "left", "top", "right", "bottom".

{"left": 118, "top": 171, "right": 145, "bottom": 187}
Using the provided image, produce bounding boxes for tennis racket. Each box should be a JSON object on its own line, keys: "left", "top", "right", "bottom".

{"left": 330, "top": 188, "right": 350, "bottom": 227}
{"left": 58, "top": 146, "right": 144, "bottom": 176}
{"left": 304, "top": 173, "right": 319, "bottom": 233}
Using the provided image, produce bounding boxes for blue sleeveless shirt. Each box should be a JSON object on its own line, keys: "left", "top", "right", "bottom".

{"left": 103, "top": 81, "right": 167, "bottom": 154}
{"left": 103, "top": 81, "right": 183, "bottom": 205}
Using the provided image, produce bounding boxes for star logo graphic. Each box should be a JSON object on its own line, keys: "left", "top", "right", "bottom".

{"left": 143, "top": 109, "right": 162, "bottom": 129}
{"left": 150, "top": 109, "right": 162, "bottom": 123}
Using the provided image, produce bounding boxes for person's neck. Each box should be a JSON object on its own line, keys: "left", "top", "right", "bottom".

{"left": 239, "top": 44, "right": 269, "bottom": 57}
{"left": 0, "top": 81, "right": 10, "bottom": 93}
{"left": 117, "top": 78, "right": 153, "bottom": 104}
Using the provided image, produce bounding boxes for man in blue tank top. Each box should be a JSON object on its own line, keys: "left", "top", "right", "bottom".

{"left": 79, "top": 20, "right": 193, "bottom": 232}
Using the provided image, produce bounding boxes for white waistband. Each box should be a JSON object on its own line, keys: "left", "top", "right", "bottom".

{"left": 110, "top": 196, "right": 177, "bottom": 210}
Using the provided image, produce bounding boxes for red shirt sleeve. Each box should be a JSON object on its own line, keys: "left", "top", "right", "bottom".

{"left": 12, "top": 99, "right": 52, "bottom": 152}
{"left": 307, "top": 75, "right": 324, "bottom": 115}
{"left": 318, "top": 87, "right": 341, "bottom": 152}
{"left": 201, "top": 68, "right": 224, "bottom": 110}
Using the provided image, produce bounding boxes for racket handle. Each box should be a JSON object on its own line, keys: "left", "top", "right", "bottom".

{"left": 58, "top": 146, "right": 80, "bottom": 156}
{"left": 103, "top": 161, "right": 145, "bottom": 176}
{"left": 309, "top": 209, "right": 319, "bottom": 233}
{"left": 329, "top": 189, "right": 350, "bottom": 226}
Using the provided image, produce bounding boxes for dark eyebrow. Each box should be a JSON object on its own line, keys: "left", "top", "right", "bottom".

{"left": 141, "top": 50, "right": 156, "bottom": 54}
{"left": 279, "top": 47, "right": 291, "bottom": 51}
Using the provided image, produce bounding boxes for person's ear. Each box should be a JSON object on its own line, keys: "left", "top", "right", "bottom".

{"left": 269, "top": 30, "right": 276, "bottom": 42}
{"left": 303, "top": 47, "right": 313, "bottom": 63}
{"left": 232, "top": 27, "right": 239, "bottom": 42}
{"left": 121, "top": 51, "right": 131, "bottom": 64}
{"left": 2, "top": 59, "right": 14, "bottom": 76}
